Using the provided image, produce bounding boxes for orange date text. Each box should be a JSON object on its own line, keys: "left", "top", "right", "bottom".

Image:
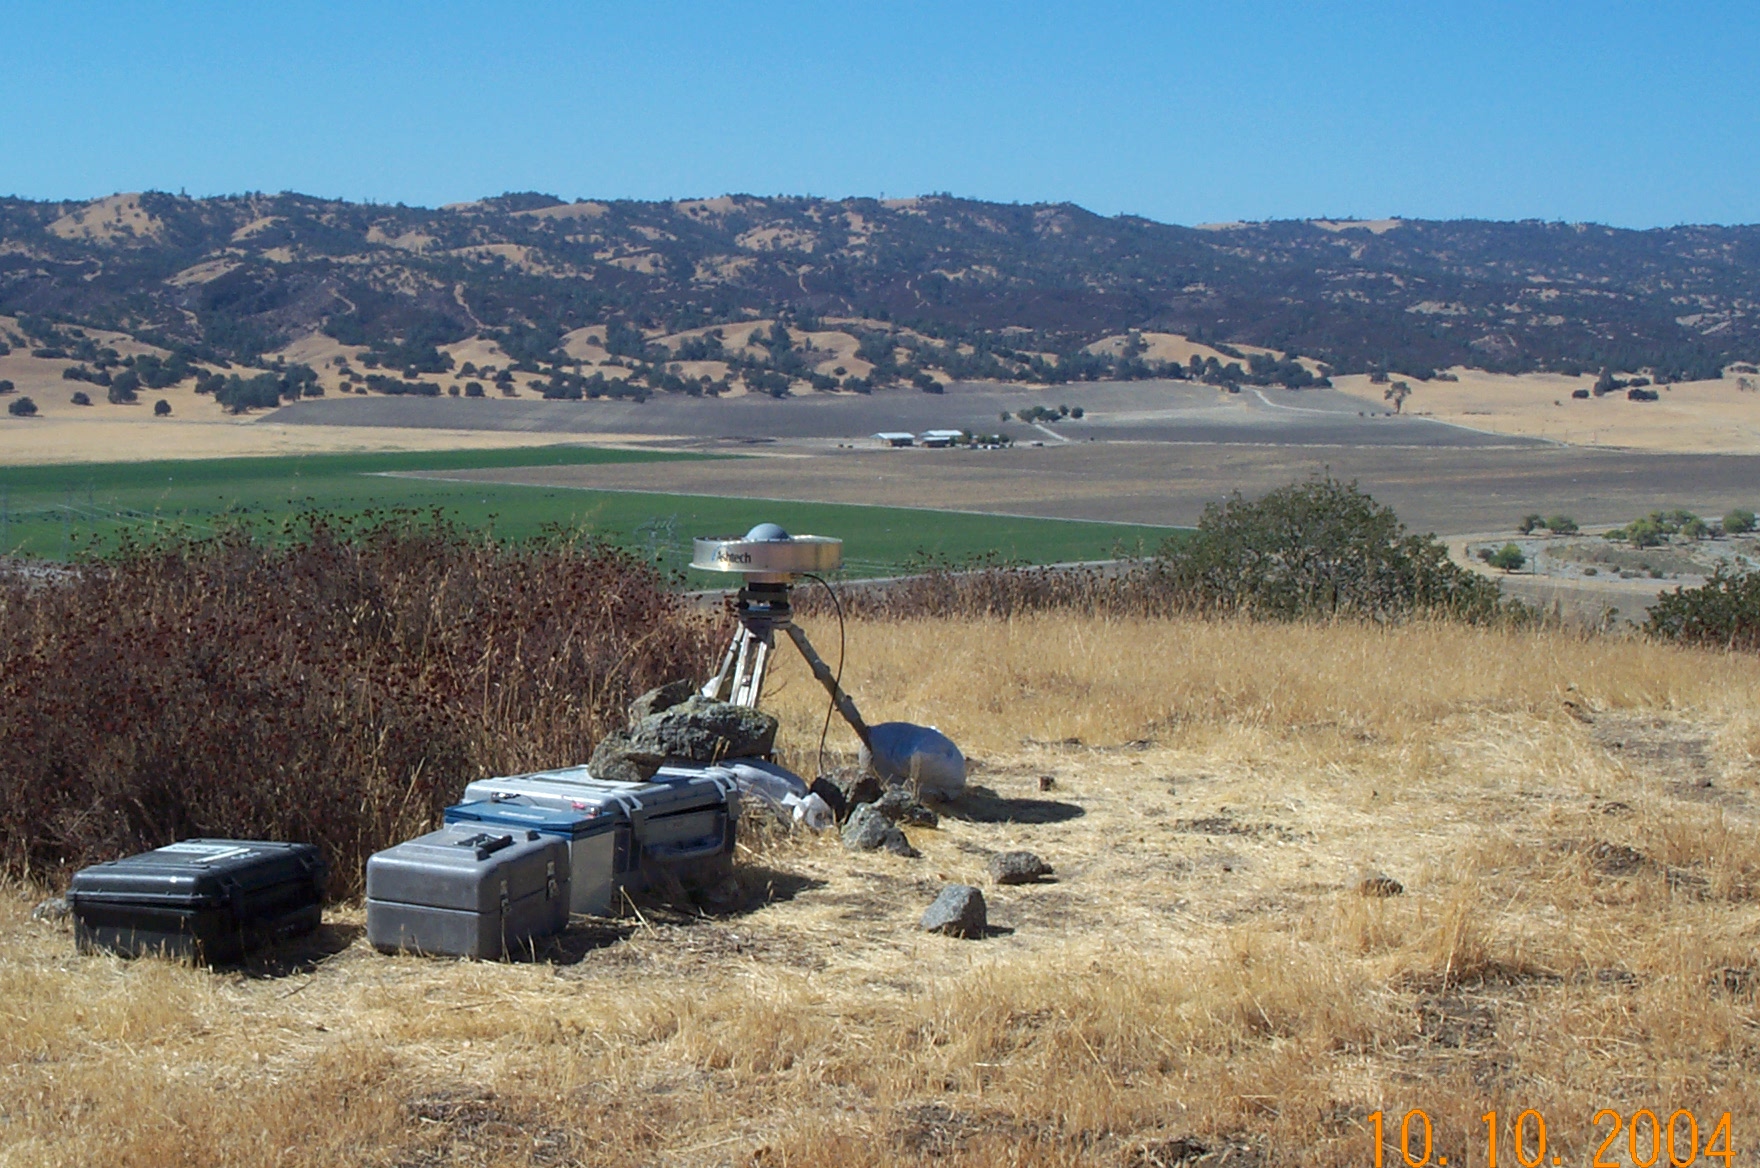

{"left": 1367, "top": 1108, "right": 1734, "bottom": 1168}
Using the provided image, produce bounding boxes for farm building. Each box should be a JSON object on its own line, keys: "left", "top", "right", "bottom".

{"left": 920, "top": 429, "right": 965, "bottom": 448}
{"left": 873, "top": 432, "right": 915, "bottom": 447}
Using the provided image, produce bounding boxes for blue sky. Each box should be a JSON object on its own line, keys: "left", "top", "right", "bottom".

{"left": 1, "top": 1, "right": 1754, "bottom": 227}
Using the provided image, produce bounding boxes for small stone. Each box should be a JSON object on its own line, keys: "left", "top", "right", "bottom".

{"left": 1038, "top": 775, "right": 1056, "bottom": 791}
{"left": 841, "top": 803, "right": 889, "bottom": 848}
{"left": 988, "top": 851, "right": 1054, "bottom": 885}
{"left": 1356, "top": 873, "right": 1405, "bottom": 898}
{"left": 883, "top": 831, "right": 920, "bottom": 858}
{"left": 824, "top": 765, "right": 884, "bottom": 810}
{"left": 31, "top": 897, "right": 70, "bottom": 924}
{"left": 627, "top": 679, "right": 697, "bottom": 725}
{"left": 873, "top": 788, "right": 938, "bottom": 828}
{"left": 919, "top": 884, "right": 987, "bottom": 939}
{"left": 842, "top": 804, "right": 919, "bottom": 857}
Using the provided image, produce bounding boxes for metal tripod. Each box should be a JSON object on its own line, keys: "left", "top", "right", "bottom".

{"left": 700, "top": 581, "right": 873, "bottom": 749}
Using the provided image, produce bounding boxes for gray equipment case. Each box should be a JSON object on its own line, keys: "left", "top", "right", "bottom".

{"left": 443, "top": 798, "right": 625, "bottom": 917}
{"left": 366, "top": 826, "right": 568, "bottom": 959}
{"left": 459, "top": 764, "right": 739, "bottom": 905}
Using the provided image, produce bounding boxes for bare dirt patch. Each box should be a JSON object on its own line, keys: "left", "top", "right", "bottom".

{"left": 413, "top": 438, "right": 1760, "bottom": 537}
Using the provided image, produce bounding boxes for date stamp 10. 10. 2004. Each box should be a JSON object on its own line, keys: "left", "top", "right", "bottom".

{"left": 1369, "top": 1108, "right": 1735, "bottom": 1168}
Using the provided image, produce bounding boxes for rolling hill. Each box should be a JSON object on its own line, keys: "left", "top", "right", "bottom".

{"left": 1, "top": 191, "right": 1756, "bottom": 391}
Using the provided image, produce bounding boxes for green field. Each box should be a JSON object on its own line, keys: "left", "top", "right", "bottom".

{"left": 0, "top": 448, "right": 1180, "bottom": 578}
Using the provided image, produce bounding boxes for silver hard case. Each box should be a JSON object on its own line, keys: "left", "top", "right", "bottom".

{"left": 459, "top": 764, "right": 739, "bottom": 907}
{"left": 365, "top": 825, "right": 568, "bottom": 959}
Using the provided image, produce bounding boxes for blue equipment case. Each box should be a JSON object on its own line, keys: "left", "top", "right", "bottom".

{"left": 457, "top": 764, "right": 739, "bottom": 906}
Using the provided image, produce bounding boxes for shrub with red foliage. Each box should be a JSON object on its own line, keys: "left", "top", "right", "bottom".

{"left": 0, "top": 515, "right": 724, "bottom": 895}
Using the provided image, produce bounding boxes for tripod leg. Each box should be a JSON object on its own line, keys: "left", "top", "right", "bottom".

{"left": 701, "top": 631, "right": 742, "bottom": 701}
{"left": 732, "top": 636, "right": 771, "bottom": 707}
{"left": 785, "top": 623, "right": 872, "bottom": 750}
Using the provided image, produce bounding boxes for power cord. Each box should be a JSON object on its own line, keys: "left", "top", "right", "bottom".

{"left": 802, "top": 572, "right": 845, "bottom": 779}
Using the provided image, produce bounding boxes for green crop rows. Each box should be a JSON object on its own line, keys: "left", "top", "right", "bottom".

{"left": 0, "top": 448, "right": 1179, "bottom": 578}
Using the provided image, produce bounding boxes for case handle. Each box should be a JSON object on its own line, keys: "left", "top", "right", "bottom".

{"left": 457, "top": 832, "right": 515, "bottom": 860}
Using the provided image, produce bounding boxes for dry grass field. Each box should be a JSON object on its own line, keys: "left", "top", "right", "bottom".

{"left": 1333, "top": 370, "right": 1760, "bottom": 455}
{"left": 0, "top": 343, "right": 637, "bottom": 466}
{"left": 6, "top": 615, "right": 1759, "bottom": 1165}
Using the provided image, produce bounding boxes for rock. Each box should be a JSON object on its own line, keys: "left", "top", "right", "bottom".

{"left": 919, "top": 884, "right": 986, "bottom": 938}
{"left": 823, "top": 765, "right": 884, "bottom": 811}
{"left": 588, "top": 731, "right": 663, "bottom": 784}
{"left": 1127, "top": 1136, "right": 1212, "bottom": 1167}
{"left": 808, "top": 776, "right": 848, "bottom": 823}
{"left": 841, "top": 803, "right": 891, "bottom": 849}
{"left": 1356, "top": 873, "right": 1405, "bottom": 898}
{"left": 31, "top": 897, "right": 69, "bottom": 924}
{"left": 873, "top": 788, "right": 938, "bottom": 828}
{"left": 1038, "top": 775, "right": 1056, "bottom": 791}
{"left": 593, "top": 696, "right": 780, "bottom": 781}
{"left": 628, "top": 679, "right": 697, "bottom": 725}
{"left": 883, "top": 831, "right": 920, "bottom": 858}
{"left": 988, "top": 851, "right": 1054, "bottom": 885}
{"left": 842, "top": 803, "right": 919, "bottom": 857}
{"left": 632, "top": 695, "right": 778, "bottom": 763}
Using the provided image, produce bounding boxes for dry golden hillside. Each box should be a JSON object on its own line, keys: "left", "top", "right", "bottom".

{"left": 6, "top": 615, "right": 1759, "bottom": 1166}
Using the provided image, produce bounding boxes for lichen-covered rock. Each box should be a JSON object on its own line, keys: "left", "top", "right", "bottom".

{"left": 592, "top": 695, "right": 780, "bottom": 781}
{"left": 920, "top": 884, "right": 987, "bottom": 938}
{"left": 627, "top": 679, "right": 697, "bottom": 725}
{"left": 587, "top": 731, "right": 663, "bottom": 784}
{"left": 988, "top": 851, "right": 1054, "bottom": 885}
{"left": 842, "top": 803, "right": 919, "bottom": 857}
{"left": 632, "top": 695, "right": 778, "bottom": 762}
{"left": 874, "top": 787, "right": 938, "bottom": 828}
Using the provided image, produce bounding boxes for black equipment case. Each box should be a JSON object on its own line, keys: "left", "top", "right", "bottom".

{"left": 66, "top": 839, "right": 327, "bottom": 963}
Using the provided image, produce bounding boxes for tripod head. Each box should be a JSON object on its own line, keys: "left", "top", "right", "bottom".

{"left": 693, "top": 521, "right": 842, "bottom": 646}
{"left": 691, "top": 522, "right": 966, "bottom": 795}
{"left": 691, "top": 522, "right": 842, "bottom": 584}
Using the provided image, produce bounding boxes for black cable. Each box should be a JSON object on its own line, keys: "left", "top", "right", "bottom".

{"left": 803, "top": 572, "right": 845, "bottom": 780}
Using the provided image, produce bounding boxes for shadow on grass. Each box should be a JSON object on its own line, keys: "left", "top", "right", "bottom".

{"left": 716, "top": 865, "right": 827, "bottom": 914}
{"left": 941, "top": 786, "right": 1085, "bottom": 825}
{"left": 241, "top": 920, "right": 363, "bottom": 978}
{"left": 528, "top": 865, "right": 827, "bottom": 966}
{"left": 535, "top": 918, "right": 639, "bottom": 966}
